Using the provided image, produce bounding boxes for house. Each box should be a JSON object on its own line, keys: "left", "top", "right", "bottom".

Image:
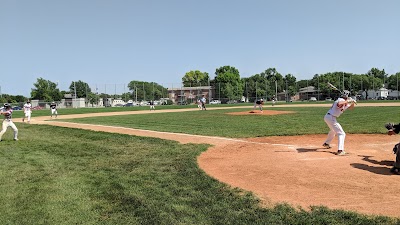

{"left": 361, "top": 87, "right": 389, "bottom": 100}
{"left": 168, "top": 86, "right": 213, "bottom": 104}
{"left": 298, "top": 86, "right": 319, "bottom": 101}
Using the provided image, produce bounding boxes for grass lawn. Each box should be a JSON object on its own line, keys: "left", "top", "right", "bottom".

{"left": 10, "top": 103, "right": 255, "bottom": 119}
{"left": 61, "top": 106, "right": 400, "bottom": 138}
{"left": 0, "top": 124, "right": 397, "bottom": 224}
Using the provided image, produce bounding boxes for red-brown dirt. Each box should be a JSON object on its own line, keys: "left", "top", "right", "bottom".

{"left": 227, "top": 110, "right": 295, "bottom": 116}
{"left": 27, "top": 103, "right": 400, "bottom": 217}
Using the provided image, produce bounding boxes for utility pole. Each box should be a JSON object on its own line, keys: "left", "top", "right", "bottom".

{"left": 74, "top": 81, "right": 77, "bottom": 108}
{"left": 342, "top": 72, "right": 345, "bottom": 91}
{"left": 317, "top": 74, "right": 319, "bottom": 101}
{"left": 255, "top": 82, "right": 257, "bottom": 100}
{"left": 285, "top": 79, "right": 288, "bottom": 102}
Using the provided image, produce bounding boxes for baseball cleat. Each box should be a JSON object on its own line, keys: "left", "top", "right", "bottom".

{"left": 390, "top": 167, "right": 400, "bottom": 175}
{"left": 336, "top": 150, "right": 346, "bottom": 156}
{"left": 322, "top": 143, "right": 331, "bottom": 149}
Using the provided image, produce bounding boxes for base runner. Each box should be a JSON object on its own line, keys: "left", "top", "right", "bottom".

{"left": 23, "top": 100, "right": 32, "bottom": 122}
{"left": 0, "top": 103, "right": 18, "bottom": 141}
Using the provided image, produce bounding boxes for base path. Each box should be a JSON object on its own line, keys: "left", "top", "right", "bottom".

{"left": 28, "top": 103, "right": 400, "bottom": 217}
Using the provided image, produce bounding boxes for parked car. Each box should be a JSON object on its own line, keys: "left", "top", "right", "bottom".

{"left": 226, "top": 100, "right": 237, "bottom": 104}
{"left": 309, "top": 97, "right": 317, "bottom": 101}
{"left": 124, "top": 102, "right": 137, "bottom": 107}
{"left": 325, "top": 97, "right": 332, "bottom": 101}
{"left": 12, "top": 106, "right": 22, "bottom": 110}
{"left": 114, "top": 104, "right": 124, "bottom": 107}
{"left": 177, "top": 100, "right": 187, "bottom": 105}
{"left": 210, "top": 100, "right": 221, "bottom": 104}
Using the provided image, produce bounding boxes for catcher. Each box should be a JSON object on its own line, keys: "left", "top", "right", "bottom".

{"left": 253, "top": 98, "right": 264, "bottom": 112}
{"left": 385, "top": 122, "right": 400, "bottom": 174}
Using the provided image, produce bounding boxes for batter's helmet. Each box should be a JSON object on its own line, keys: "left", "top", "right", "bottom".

{"left": 341, "top": 90, "right": 350, "bottom": 98}
{"left": 3, "top": 103, "right": 10, "bottom": 108}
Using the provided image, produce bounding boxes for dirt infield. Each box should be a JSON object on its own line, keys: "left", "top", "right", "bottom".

{"left": 28, "top": 103, "right": 400, "bottom": 217}
{"left": 227, "top": 110, "right": 295, "bottom": 116}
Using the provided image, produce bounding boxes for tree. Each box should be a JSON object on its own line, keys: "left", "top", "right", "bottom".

{"left": 387, "top": 72, "right": 400, "bottom": 90}
{"left": 31, "top": 77, "right": 62, "bottom": 102}
{"left": 69, "top": 80, "right": 91, "bottom": 98}
{"left": 367, "top": 67, "right": 386, "bottom": 81}
{"left": 87, "top": 92, "right": 100, "bottom": 106}
{"left": 284, "top": 74, "right": 297, "bottom": 97}
{"left": 127, "top": 81, "right": 167, "bottom": 101}
{"left": 214, "top": 66, "right": 243, "bottom": 101}
{"left": 182, "top": 70, "right": 209, "bottom": 87}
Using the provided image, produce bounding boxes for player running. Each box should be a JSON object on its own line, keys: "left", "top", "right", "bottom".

{"left": 0, "top": 103, "right": 18, "bottom": 141}
{"left": 201, "top": 95, "right": 207, "bottom": 110}
{"left": 50, "top": 102, "right": 58, "bottom": 118}
{"left": 23, "top": 100, "right": 32, "bottom": 122}
{"left": 322, "top": 90, "right": 356, "bottom": 155}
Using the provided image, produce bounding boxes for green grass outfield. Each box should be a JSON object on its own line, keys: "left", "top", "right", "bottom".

{"left": 0, "top": 124, "right": 398, "bottom": 224}
{"left": 60, "top": 106, "right": 400, "bottom": 138}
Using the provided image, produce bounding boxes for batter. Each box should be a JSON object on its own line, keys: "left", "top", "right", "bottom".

{"left": 322, "top": 91, "right": 356, "bottom": 155}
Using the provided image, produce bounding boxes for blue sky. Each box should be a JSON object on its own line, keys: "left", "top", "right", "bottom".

{"left": 1, "top": 0, "right": 399, "bottom": 96}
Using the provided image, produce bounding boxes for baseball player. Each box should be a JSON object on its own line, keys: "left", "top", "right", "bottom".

{"left": 22, "top": 100, "right": 32, "bottom": 122}
{"left": 149, "top": 100, "right": 155, "bottom": 111}
{"left": 271, "top": 95, "right": 276, "bottom": 106}
{"left": 197, "top": 99, "right": 202, "bottom": 110}
{"left": 50, "top": 102, "right": 58, "bottom": 118}
{"left": 322, "top": 90, "right": 355, "bottom": 155}
{"left": 201, "top": 95, "right": 207, "bottom": 110}
{"left": 0, "top": 103, "right": 18, "bottom": 141}
{"left": 253, "top": 98, "right": 264, "bottom": 112}
{"left": 385, "top": 123, "right": 400, "bottom": 174}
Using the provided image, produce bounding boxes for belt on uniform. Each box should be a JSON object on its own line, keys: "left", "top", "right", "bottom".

{"left": 327, "top": 113, "right": 336, "bottom": 117}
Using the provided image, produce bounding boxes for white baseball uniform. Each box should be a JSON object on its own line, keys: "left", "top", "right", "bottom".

{"left": 323, "top": 97, "right": 351, "bottom": 151}
{"left": 50, "top": 103, "right": 58, "bottom": 118}
{"left": 23, "top": 103, "right": 32, "bottom": 122}
{"left": 0, "top": 108, "right": 18, "bottom": 141}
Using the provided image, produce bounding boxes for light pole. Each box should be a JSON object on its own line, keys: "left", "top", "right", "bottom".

{"left": 397, "top": 73, "right": 399, "bottom": 99}
{"left": 74, "top": 81, "right": 77, "bottom": 108}
{"left": 317, "top": 74, "right": 320, "bottom": 101}
{"left": 342, "top": 72, "right": 345, "bottom": 91}
{"left": 285, "top": 79, "right": 288, "bottom": 102}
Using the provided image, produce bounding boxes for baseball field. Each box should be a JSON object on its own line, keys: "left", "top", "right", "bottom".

{"left": 1, "top": 102, "right": 400, "bottom": 224}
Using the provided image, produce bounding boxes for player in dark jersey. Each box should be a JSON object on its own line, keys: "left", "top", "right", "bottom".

{"left": 149, "top": 100, "right": 155, "bottom": 111}
{"left": 253, "top": 99, "right": 264, "bottom": 112}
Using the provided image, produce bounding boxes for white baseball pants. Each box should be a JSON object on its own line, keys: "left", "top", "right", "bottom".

{"left": 0, "top": 120, "right": 18, "bottom": 140}
{"left": 324, "top": 114, "right": 345, "bottom": 151}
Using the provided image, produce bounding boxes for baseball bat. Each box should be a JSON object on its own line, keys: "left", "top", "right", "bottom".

{"left": 327, "top": 82, "right": 357, "bottom": 104}
{"left": 327, "top": 82, "right": 341, "bottom": 93}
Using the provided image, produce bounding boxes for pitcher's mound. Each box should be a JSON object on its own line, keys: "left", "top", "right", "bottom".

{"left": 227, "top": 110, "right": 295, "bottom": 116}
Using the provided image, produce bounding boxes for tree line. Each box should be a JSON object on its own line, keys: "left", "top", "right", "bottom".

{"left": 1, "top": 66, "right": 399, "bottom": 104}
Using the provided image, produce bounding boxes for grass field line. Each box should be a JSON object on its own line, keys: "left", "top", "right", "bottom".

{"left": 42, "top": 120, "right": 299, "bottom": 148}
